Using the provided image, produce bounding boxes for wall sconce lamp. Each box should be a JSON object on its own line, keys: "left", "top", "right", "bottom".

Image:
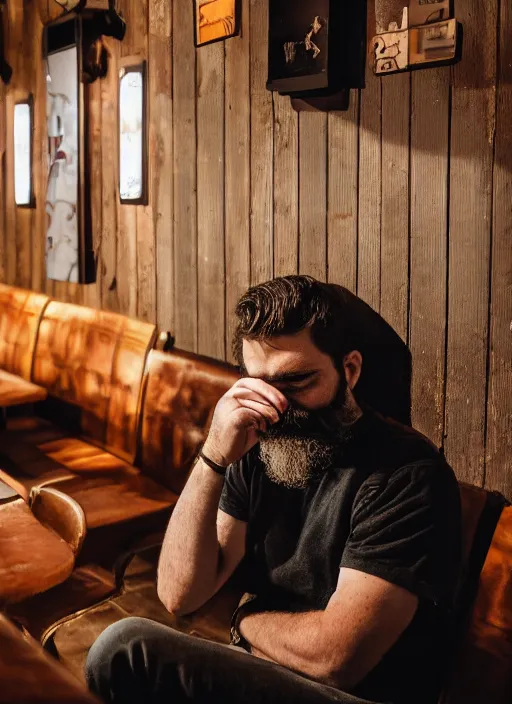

{"left": 118, "top": 59, "right": 148, "bottom": 205}
{"left": 14, "top": 98, "right": 34, "bottom": 207}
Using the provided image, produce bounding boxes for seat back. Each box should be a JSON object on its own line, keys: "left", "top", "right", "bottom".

{"left": 32, "top": 301, "right": 157, "bottom": 463}
{"left": 139, "top": 349, "right": 238, "bottom": 494}
{"left": 0, "top": 284, "right": 49, "bottom": 380}
{"left": 441, "top": 485, "right": 511, "bottom": 704}
{"left": 29, "top": 486, "right": 86, "bottom": 556}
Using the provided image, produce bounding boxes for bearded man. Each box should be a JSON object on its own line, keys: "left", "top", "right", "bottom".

{"left": 86, "top": 276, "right": 461, "bottom": 704}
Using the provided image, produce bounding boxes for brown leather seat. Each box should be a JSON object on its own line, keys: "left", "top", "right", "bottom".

{"left": 441, "top": 496, "right": 512, "bottom": 704}
{"left": 31, "top": 300, "right": 157, "bottom": 462}
{"left": 0, "top": 301, "right": 166, "bottom": 530}
{"left": 0, "top": 493, "right": 77, "bottom": 606}
{"left": 4, "top": 348, "right": 239, "bottom": 644}
{"left": 139, "top": 348, "right": 239, "bottom": 494}
{"left": 0, "top": 614, "right": 100, "bottom": 703}
{"left": 0, "top": 284, "right": 49, "bottom": 380}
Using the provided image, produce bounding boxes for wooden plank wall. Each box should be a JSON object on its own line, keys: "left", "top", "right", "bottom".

{"left": 0, "top": 0, "right": 510, "bottom": 499}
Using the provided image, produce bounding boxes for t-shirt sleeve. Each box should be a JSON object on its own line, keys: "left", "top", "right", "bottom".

{"left": 340, "top": 461, "right": 461, "bottom": 604}
{"left": 218, "top": 455, "right": 252, "bottom": 523}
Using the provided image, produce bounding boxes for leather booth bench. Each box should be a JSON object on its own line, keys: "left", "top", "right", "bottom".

{"left": 0, "top": 283, "right": 510, "bottom": 704}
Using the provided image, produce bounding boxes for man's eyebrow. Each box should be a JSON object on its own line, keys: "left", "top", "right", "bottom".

{"left": 257, "top": 369, "right": 318, "bottom": 383}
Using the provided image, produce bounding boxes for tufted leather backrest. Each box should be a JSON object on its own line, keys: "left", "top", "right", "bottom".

{"left": 139, "top": 349, "right": 238, "bottom": 494}
{"left": 32, "top": 301, "right": 157, "bottom": 463}
{"left": 0, "top": 284, "right": 49, "bottom": 380}
{"left": 441, "top": 490, "right": 511, "bottom": 704}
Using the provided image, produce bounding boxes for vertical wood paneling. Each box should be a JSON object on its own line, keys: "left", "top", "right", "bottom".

{"left": 225, "top": 0, "right": 250, "bottom": 363}
{"left": 135, "top": 0, "right": 156, "bottom": 323}
{"left": 409, "top": 68, "right": 450, "bottom": 447}
{"left": 485, "top": 0, "right": 512, "bottom": 498}
{"left": 15, "top": 3, "right": 33, "bottom": 290}
{"left": 380, "top": 73, "right": 410, "bottom": 341}
{"left": 4, "top": 0, "right": 20, "bottom": 286}
{"left": 172, "top": 0, "right": 197, "bottom": 352}
{"left": 31, "top": 2, "right": 46, "bottom": 295}
{"left": 357, "top": 1, "right": 381, "bottom": 310}
{"left": 444, "top": 0, "right": 497, "bottom": 487}
{"left": 327, "top": 93, "right": 359, "bottom": 292}
{"left": 249, "top": 0, "right": 273, "bottom": 286}
{"left": 299, "top": 111, "right": 327, "bottom": 281}
{"left": 99, "top": 37, "right": 120, "bottom": 312}
{"left": 197, "top": 42, "right": 225, "bottom": 359}
{"left": 116, "top": 0, "right": 142, "bottom": 317}
{"left": 149, "top": 0, "right": 173, "bottom": 334}
{"left": 273, "top": 94, "right": 298, "bottom": 277}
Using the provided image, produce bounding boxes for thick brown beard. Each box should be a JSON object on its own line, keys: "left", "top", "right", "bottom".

{"left": 259, "top": 434, "right": 335, "bottom": 489}
{"left": 258, "top": 381, "right": 359, "bottom": 489}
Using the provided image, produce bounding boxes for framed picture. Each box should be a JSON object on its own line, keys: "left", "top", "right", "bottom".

{"left": 44, "top": 16, "right": 94, "bottom": 283}
{"left": 118, "top": 58, "right": 148, "bottom": 205}
{"left": 266, "top": 0, "right": 366, "bottom": 95}
{"left": 194, "top": 0, "right": 240, "bottom": 47}
{"left": 14, "top": 97, "right": 34, "bottom": 207}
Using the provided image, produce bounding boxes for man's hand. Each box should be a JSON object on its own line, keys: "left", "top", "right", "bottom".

{"left": 203, "top": 378, "right": 288, "bottom": 468}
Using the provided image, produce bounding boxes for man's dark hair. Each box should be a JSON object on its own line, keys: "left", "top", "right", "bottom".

{"left": 232, "top": 275, "right": 357, "bottom": 372}
{"left": 232, "top": 275, "right": 412, "bottom": 426}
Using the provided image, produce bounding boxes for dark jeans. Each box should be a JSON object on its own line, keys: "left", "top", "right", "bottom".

{"left": 85, "top": 617, "right": 378, "bottom": 704}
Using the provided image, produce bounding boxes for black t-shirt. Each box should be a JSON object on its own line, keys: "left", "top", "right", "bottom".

{"left": 219, "top": 411, "right": 462, "bottom": 704}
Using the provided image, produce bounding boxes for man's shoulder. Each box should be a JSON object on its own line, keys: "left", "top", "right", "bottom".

{"left": 366, "top": 411, "right": 445, "bottom": 471}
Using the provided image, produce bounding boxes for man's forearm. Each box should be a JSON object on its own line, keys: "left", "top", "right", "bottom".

{"left": 240, "top": 610, "right": 343, "bottom": 686}
{"left": 157, "top": 459, "right": 224, "bottom": 615}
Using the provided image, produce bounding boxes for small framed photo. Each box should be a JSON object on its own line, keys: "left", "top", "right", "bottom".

{"left": 118, "top": 58, "right": 148, "bottom": 205}
{"left": 14, "top": 97, "right": 34, "bottom": 207}
{"left": 194, "top": 0, "right": 240, "bottom": 47}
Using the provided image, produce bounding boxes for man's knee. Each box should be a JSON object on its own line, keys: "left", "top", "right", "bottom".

{"left": 85, "top": 617, "right": 179, "bottom": 688}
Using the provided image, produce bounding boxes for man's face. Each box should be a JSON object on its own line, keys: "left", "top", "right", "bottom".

{"left": 242, "top": 328, "right": 361, "bottom": 489}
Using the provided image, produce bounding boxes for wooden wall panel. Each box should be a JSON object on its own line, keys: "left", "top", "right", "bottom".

{"left": 99, "top": 37, "right": 120, "bottom": 313}
{"left": 409, "top": 68, "right": 450, "bottom": 448}
{"left": 225, "top": 0, "right": 250, "bottom": 363}
{"left": 172, "top": 0, "right": 197, "bottom": 352}
{"left": 116, "top": 0, "right": 143, "bottom": 318}
{"left": 357, "top": 3, "right": 381, "bottom": 311}
{"left": 485, "top": 0, "right": 512, "bottom": 499}
{"left": 1, "top": 0, "right": 511, "bottom": 499}
{"left": 31, "top": 3, "right": 47, "bottom": 296}
{"left": 327, "top": 94, "right": 359, "bottom": 292}
{"left": 299, "top": 112, "right": 327, "bottom": 281}
{"left": 133, "top": 0, "right": 156, "bottom": 324}
{"left": 444, "top": 0, "right": 497, "bottom": 487}
{"left": 249, "top": 0, "right": 273, "bottom": 287}
{"left": 149, "top": 0, "right": 173, "bottom": 334}
{"left": 273, "top": 94, "right": 298, "bottom": 278}
{"left": 380, "top": 73, "right": 410, "bottom": 342}
{"left": 197, "top": 41, "right": 225, "bottom": 360}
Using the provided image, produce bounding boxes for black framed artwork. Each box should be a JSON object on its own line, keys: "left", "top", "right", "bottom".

{"left": 266, "top": 0, "right": 366, "bottom": 96}
{"left": 44, "top": 16, "right": 95, "bottom": 283}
